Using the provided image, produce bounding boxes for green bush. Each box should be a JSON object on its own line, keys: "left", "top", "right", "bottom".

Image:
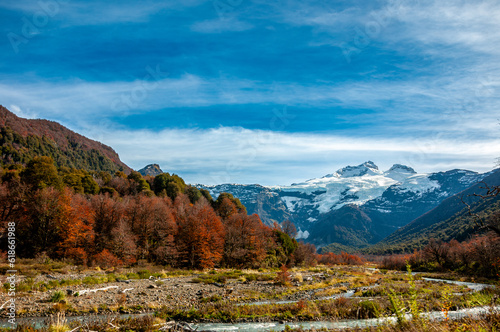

{"left": 357, "top": 300, "right": 380, "bottom": 318}
{"left": 245, "top": 274, "right": 257, "bottom": 282}
{"left": 137, "top": 270, "right": 152, "bottom": 279}
{"left": 126, "top": 272, "right": 140, "bottom": 280}
{"left": 50, "top": 291, "right": 66, "bottom": 303}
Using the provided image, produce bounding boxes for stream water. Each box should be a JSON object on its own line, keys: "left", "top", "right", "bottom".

{"left": 421, "top": 277, "right": 494, "bottom": 292}
{"left": 1, "top": 277, "right": 496, "bottom": 330}
{"left": 1, "top": 306, "right": 498, "bottom": 331}
{"left": 192, "top": 306, "right": 499, "bottom": 332}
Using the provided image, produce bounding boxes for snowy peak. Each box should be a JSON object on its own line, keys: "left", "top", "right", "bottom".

{"left": 336, "top": 161, "right": 382, "bottom": 178}
{"left": 384, "top": 164, "right": 417, "bottom": 181}
{"left": 388, "top": 164, "right": 416, "bottom": 174}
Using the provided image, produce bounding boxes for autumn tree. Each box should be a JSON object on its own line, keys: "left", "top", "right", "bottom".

{"left": 281, "top": 220, "right": 298, "bottom": 239}
{"left": 424, "top": 239, "right": 447, "bottom": 266}
{"left": 109, "top": 219, "right": 137, "bottom": 265}
{"left": 126, "top": 195, "right": 177, "bottom": 262}
{"left": 16, "top": 187, "right": 67, "bottom": 257}
{"left": 58, "top": 190, "right": 95, "bottom": 265}
{"left": 214, "top": 193, "right": 246, "bottom": 216}
{"left": 293, "top": 241, "right": 317, "bottom": 267}
{"left": 148, "top": 196, "right": 178, "bottom": 265}
{"left": 222, "top": 213, "right": 269, "bottom": 268}
{"left": 176, "top": 198, "right": 225, "bottom": 269}
{"left": 91, "top": 194, "right": 125, "bottom": 255}
{"left": 0, "top": 169, "right": 25, "bottom": 228}
{"left": 215, "top": 197, "right": 238, "bottom": 220}
{"left": 107, "top": 176, "right": 129, "bottom": 196}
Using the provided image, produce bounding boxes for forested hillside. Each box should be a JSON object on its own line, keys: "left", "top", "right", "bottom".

{"left": 0, "top": 106, "right": 130, "bottom": 173}
{"left": 367, "top": 168, "right": 500, "bottom": 254}
{"left": 0, "top": 157, "right": 316, "bottom": 269}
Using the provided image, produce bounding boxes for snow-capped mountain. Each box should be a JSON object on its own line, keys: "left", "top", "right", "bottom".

{"left": 273, "top": 161, "right": 416, "bottom": 216}
{"left": 196, "top": 162, "right": 488, "bottom": 247}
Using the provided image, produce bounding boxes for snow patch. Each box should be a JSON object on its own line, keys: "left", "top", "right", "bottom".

{"left": 396, "top": 174, "right": 440, "bottom": 194}
{"left": 281, "top": 196, "right": 304, "bottom": 213}
{"left": 296, "top": 230, "right": 310, "bottom": 239}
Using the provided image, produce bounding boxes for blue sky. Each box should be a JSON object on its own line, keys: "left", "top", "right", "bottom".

{"left": 1, "top": 0, "right": 499, "bottom": 185}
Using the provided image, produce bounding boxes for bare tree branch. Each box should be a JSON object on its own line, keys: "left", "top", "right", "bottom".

{"left": 461, "top": 182, "right": 500, "bottom": 236}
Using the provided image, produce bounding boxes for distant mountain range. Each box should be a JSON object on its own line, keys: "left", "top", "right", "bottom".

{"left": 198, "top": 161, "right": 497, "bottom": 251}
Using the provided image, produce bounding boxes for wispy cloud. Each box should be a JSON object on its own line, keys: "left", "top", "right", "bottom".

{"left": 381, "top": 0, "right": 500, "bottom": 55}
{"left": 83, "top": 126, "right": 500, "bottom": 185}
{"left": 0, "top": 70, "right": 498, "bottom": 141}
{"left": 191, "top": 17, "right": 254, "bottom": 33}
{"left": 8, "top": 104, "right": 38, "bottom": 119}
{"left": 0, "top": 0, "right": 208, "bottom": 25}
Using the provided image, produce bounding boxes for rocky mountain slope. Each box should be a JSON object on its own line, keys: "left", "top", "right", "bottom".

{"left": 197, "top": 183, "right": 295, "bottom": 229}
{"left": 139, "top": 164, "right": 164, "bottom": 176}
{"left": 367, "top": 168, "right": 500, "bottom": 254}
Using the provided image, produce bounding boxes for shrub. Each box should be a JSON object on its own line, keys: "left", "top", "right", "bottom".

{"left": 245, "top": 274, "right": 257, "bottom": 282}
{"left": 357, "top": 300, "right": 380, "bottom": 318}
{"left": 50, "top": 291, "right": 66, "bottom": 303}
{"left": 293, "top": 272, "right": 303, "bottom": 283}
{"left": 93, "top": 249, "right": 122, "bottom": 269}
{"left": 137, "top": 269, "right": 153, "bottom": 279}
{"left": 275, "top": 264, "right": 291, "bottom": 286}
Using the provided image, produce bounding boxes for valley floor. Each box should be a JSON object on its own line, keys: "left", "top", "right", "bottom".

{"left": 0, "top": 262, "right": 498, "bottom": 331}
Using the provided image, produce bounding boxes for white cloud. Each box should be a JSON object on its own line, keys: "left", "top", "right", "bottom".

{"left": 82, "top": 126, "right": 500, "bottom": 185}
{"left": 9, "top": 104, "right": 38, "bottom": 119}
{"left": 0, "top": 69, "right": 498, "bottom": 144}
{"left": 381, "top": 0, "right": 500, "bottom": 55}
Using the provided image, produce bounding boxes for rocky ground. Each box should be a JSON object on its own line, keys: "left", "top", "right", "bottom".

{"left": 0, "top": 269, "right": 353, "bottom": 318}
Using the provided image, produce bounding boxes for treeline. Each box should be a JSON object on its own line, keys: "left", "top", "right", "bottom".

{"left": 380, "top": 232, "right": 500, "bottom": 278}
{"left": 0, "top": 156, "right": 319, "bottom": 269}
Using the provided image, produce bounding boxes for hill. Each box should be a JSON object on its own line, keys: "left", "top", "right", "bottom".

{"left": 139, "top": 164, "right": 164, "bottom": 176}
{"left": 0, "top": 105, "right": 131, "bottom": 173}
{"left": 366, "top": 168, "right": 500, "bottom": 254}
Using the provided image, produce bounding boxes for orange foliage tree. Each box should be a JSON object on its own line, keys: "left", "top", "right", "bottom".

{"left": 222, "top": 213, "right": 270, "bottom": 268}
{"left": 58, "top": 189, "right": 95, "bottom": 265}
{"left": 177, "top": 198, "right": 225, "bottom": 269}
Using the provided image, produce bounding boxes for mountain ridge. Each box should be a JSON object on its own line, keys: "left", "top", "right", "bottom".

{"left": 367, "top": 167, "right": 500, "bottom": 253}
{"left": 0, "top": 106, "right": 131, "bottom": 173}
